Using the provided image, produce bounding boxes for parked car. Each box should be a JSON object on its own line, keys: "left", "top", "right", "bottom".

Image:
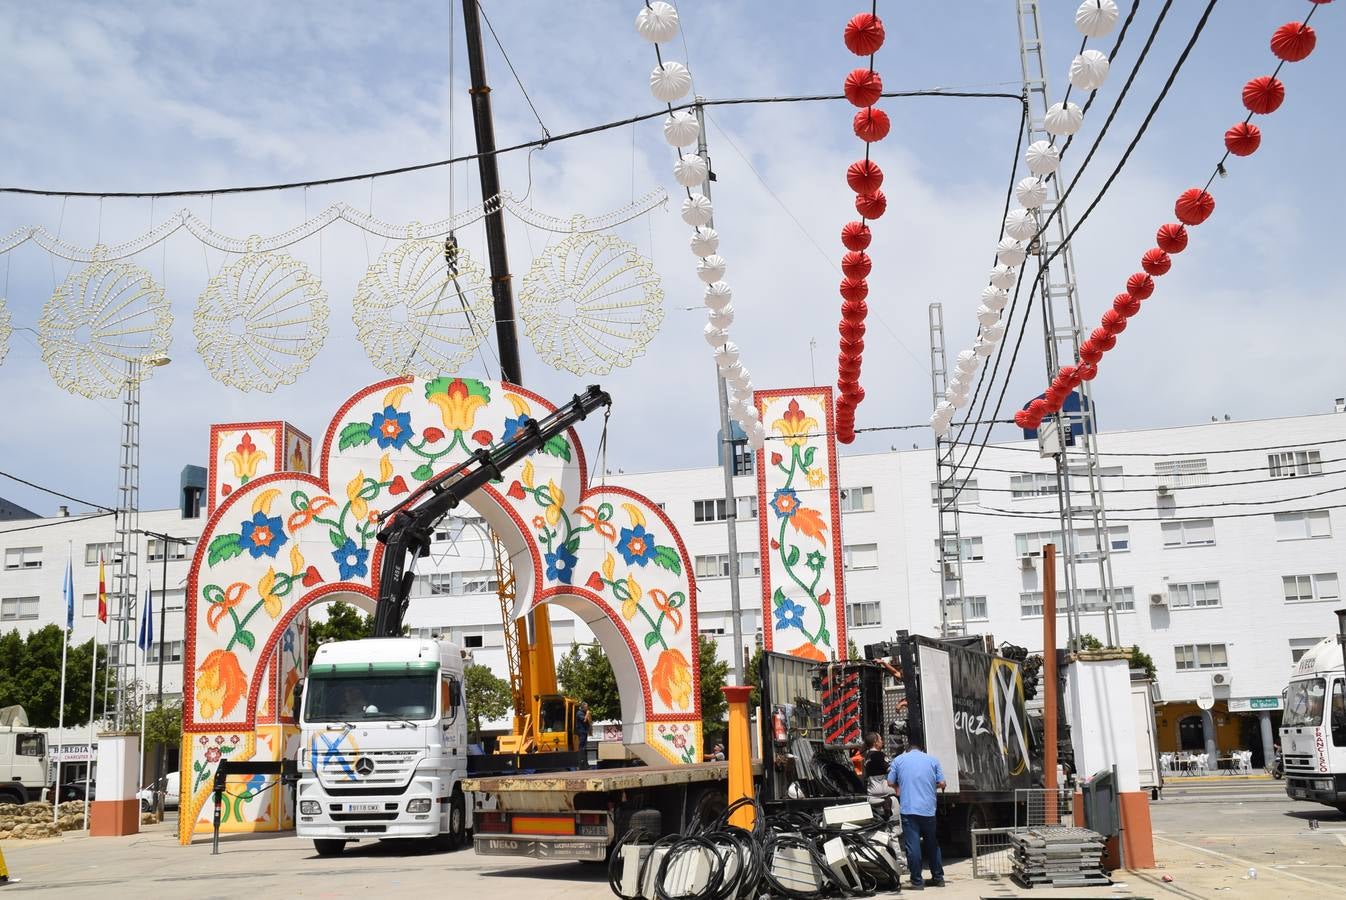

{"left": 51, "top": 781, "right": 93, "bottom": 802}
{"left": 136, "top": 771, "right": 180, "bottom": 811}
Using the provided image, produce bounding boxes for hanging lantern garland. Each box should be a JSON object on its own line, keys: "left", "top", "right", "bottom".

{"left": 834, "top": 9, "right": 889, "bottom": 445}
{"left": 635, "top": 1, "right": 766, "bottom": 450}
{"left": 931, "top": 0, "right": 1121, "bottom": 440}
{"left": 1014, "top": 4, "right": 1328, "bottom": 431}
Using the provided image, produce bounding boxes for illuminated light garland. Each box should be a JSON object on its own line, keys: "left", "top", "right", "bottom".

{"left": 0, "top": 299, "right": 9, "bottom": 368}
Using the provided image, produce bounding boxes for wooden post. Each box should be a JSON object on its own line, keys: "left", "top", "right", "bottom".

{"left": 722, "top": 685, "right": 755, "bottom": 829}
{"left": 1043, "top": 543, "right": 1059, "bottom": 825}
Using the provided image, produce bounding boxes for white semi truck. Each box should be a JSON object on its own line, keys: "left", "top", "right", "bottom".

{"left": 296, "top": 637, "right": 472, "bottom": 856}
{"left": 1282, "top": 635, "right": 1346, "bottom": 812}
{"left": 0, "top": 705, "right": 48, "bottom": 805}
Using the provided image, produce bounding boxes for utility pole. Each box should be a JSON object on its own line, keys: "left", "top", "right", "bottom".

{"left": 137, "top": 528, "right": 192, "bottom": 821}
{"left": 695, "top": 102, "right": 746, "bottom": 686}
{"left": 929, "top": 303, "right": 968, "bottom": 637}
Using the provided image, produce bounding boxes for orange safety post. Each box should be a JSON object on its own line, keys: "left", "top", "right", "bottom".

{"left": 722, "top": 685, "right": 755, "bottom": 829}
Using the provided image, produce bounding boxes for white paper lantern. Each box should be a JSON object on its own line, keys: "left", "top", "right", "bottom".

{"left": 690, "top": 227, "right": 719, "bottom": 257}
{"left": 681, "top": 194, "right": 713, "bottom": 227}
{"left": 934, "top": 401, "right": 955, "bottom": 423}
{"left": 697, "top": 254, "right": 726, "bottom": 283}
{"left": 1004, "top": 209, "right": 1037, "bottom": 241}
{"left": 989, "top": 264, "right": 1017, "bottom": 290}
{"left": 714, "top": 341, "right": 740, "bottom": 367}
{"left": 981, "top": 286, "right": 1009, "bottom": 311}
{"left": 932, "top": 417, "right": 952, "bottom": 438}
{"left": 636, "top": 1, "right": 680, "bottom": 42}
{"left": 996, "top": 238, "right": 1027, "bottom": 267}
{"left": 1075, "top": 0, "right": 1119, "bottom": 38}
{"left": 650, "top": 61, "right": 692, "bottom": 103}
{"left": 703, "top": 322, "right": 728, "bottom": 347}
{"left": 955, "top": 350, "right": 979, "bottom": 374}
{"left": 708, "top": 304, "right": 733, "bottom": 330}
{"left": 1015, "top": 177, "right": 1048, "bottom": 210}
{"left": 976, "top": 304, "right": 1000, "bottom": 327}
{"left": 663, "top": 111, "right": 700, "bottom": 147}
{"left": 747, "top": 429, "right": 766, "bottom": 451}
{"left": 1044, "top": 102, "right": 1084, "bottom": 137}
{"left": 704, "top": 281, "right": 732, "bottom": 311}
{"left": 673, "top": 154, "right": 709, "bottom": 188}
{"left": 983, "top": 320, "right": 1007, "bottom": 343}
{"left": 1069, "top": 49, "right": 1110, "bottom": 92}
{"left": 974, "top": 338, "right": 995, "bottom": 358}
{"left": 948, "top": 391, "right": 968, "bottom": 410}
{"left": 721, "top": 359, "right": 744, "bottom": 381}
{"left": 1025, "top": 140, "right": 1061, "bottom": 177}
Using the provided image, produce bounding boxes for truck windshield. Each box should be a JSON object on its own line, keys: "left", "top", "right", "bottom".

{"left": 1284, "top": 677, "right": 1326, "bottom": 727}
{"left": 303, "top": 672, "right": 438, "bottom": 723}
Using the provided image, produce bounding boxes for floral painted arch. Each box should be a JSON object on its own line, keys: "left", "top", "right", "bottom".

{"left": 179, "top": 376, "right": 701, "bottom": 843}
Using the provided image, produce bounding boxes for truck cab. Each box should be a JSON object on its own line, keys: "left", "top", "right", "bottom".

{"left": 0, "top": 725, "right": 48, "bottom": 805}
{"left": 296, "top": 637, "right": 472, "bottom": 856}
{"left": 1282, "top": 637, "right": 1346, "bottom": 811}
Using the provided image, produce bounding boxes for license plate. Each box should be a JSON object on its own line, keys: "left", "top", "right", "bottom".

{"left": 345, "top": 802, "right": 381, "bottom": 813}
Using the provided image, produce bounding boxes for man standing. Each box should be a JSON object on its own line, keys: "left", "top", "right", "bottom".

{"left": 575, "top": 701, "right": 592, "bottom": 768}
{"left": 887, "top": 738, "right": 947, "bottom": 889}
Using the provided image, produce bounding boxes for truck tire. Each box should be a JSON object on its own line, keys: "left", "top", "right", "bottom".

{"left": 313, "top": 838, "right": 347, "bottom": 857}
{"left": 433, "top": 791, "right": 467, "bottom": 851}
{"left": 620, "top": 808, "right": 662, "bottom": 842}
{"left": 689, "top": 788, "right": 728, "bottom": 829}
{"left": 0, "top": 789, "right": 23, "bottom": 806}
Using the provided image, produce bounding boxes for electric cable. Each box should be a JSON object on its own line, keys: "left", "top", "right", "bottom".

{"left": 0, "top": 470, "right": 116, "bottom": 513}
{"left": 476, "top": 0, "right": 551, "bottom": 144}
{"left": 0, "top": 511, "right": 117, "bottom": 534}
{"left": 960, "top": 500, "right": 1346, "bottom": 524}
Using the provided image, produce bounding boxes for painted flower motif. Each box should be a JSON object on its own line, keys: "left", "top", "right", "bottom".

{"left": 332, "top": 539, "right": 369, "bottom": 580}
{"left": 672, "top": 733, "right": 688, "bottom": 749}
{"left": 196, "top": 649, "right": 247, "bottom": 720}
{"left": 240, "top": 512, "right": 287, "bottom": 559}
{"left": 789, "top": 642, "right": 828, "bottom": 662}
{"left": 805, "top": 550, "right": 826, "bottom": 574}
{"left": 205, "top": 747, "right": 222, "bottom": 763}
{"left": 346, "top": 471, "right": 370, "bottom": 523}
{"left": 771, "top": 399, "right": 818, "bottom": 447}
{"left": 774, "top": 597, "right": 806, "bottom": 632}
{"left": 585, "top": 572, "right": 604, "bottom": 592}
{"left": 369, "top": 405, "right": 413, "bottom": 450}
{"left": 225, "top": 432, "right": 267, "bottom": 481}
{"left": 282, "top": 629, "right": 295, "bottom": 654}
{"left": 259, "top": 568, "right": 282, "bottom": 619}
{"left": 652, "top": 648, "right": 692, "bottom": 710}
{"left": 806, "top": 467, "right": 827, "bottom": 488}
{"left": 426, "top": 377, "right": 489, "bottom": 433}
{"left": 617, "top": 524, "right": 658, "bottom": 567}
{"left": 289, "top": 441, "right": 307, "bottom": 471}
{"left": 532, "top": 515, "right": 546, "bottom": 530}
{"left": 244, "top": 773, "right": 266, "bottom": 797}
{"left": 544, "top": 480, "right": 566, "bottom": 527}
{"left": 770, "top": 488, "right": 800, "bottom": 520}
{"left": 503, "top": 414, "right": 532, "bottom": 443}
{"left": 545, "top": 544, "right": 577, "bottom": 584}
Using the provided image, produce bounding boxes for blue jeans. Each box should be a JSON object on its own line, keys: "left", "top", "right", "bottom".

{"left": 900, "top": 813, "right": 944, "bottom": 885}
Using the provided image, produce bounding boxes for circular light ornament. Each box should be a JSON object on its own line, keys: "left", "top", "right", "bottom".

{"left": 673, "top": 154, "right": 709, "bottom": 188}
{"left": 1175, "top": 188, "right": 1215, "bottom": 226}
{"left": 1224, "top": 121, "right": 1262, "bottom": 157}
{"left": 1068, "top": 49, "right": 1111, "bottom": 91}
{"left": 663, "top": 111, "right": 700, "bottom": 147}
{"left": 1044, "top": 102, "right": 1084, "bottom": 136}
{"left": 976, "top": 305, "right": 1000, "bottom": 327}
{"left": 841, "top": 221, "right": 873, "bottom": 251}
{"left": 1242, "top": 76, "right": 1286, "bottom": 115}
{"left": 650, "top": 61, "right": 692, "bottom": 103}
{"left": 689, "top": 228, "right": 720, "bottom": 257}
{"left": 704, "top": 281, "right": 733, "bottom": 311}
{"left": 1004, "top": 209, "right": 1037, "bottom": 241}
{"left": 844, "top": 68, "right": 883, "bottom": 107}
{"left": 996, "top": 238, "right": 1027, "bottom": 267}
{"left": 697, "top": 254, "right": 726, "bottom": 283}
{"left": 1015, "top": 177, "right": 1048, "bottom": 210}
{"left": 704, "top": 322, "right": 728, "bottom": 347}
{"left": 681, "top": 195, "right": 713, "bottom": 227}
{"left": 844, "top": 12, "right": 886, "bottom": 55}
{"left": 707, "top": 304, "right": 733, "bottom": 331}
{"left": 636, "top": 2, "right": 680, "bottom": 43}
{"left": 1025, "top": 140, "right": 1061, "bottom": 176}
{"left": 981, "top": 286, "right": 1009, "bottom": 311}
{"left": 989, "top": 265, "right": 1017, "bottom": 290}
{"left": 1271, "top": 22, "right": 1317, "bottom": 63}
{"left": 1075, "top": 0, "right": 1119, "bottom": 38}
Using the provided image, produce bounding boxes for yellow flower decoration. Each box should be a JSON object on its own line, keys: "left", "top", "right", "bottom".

{"left": 347, "top": 470, "right": 368, "bottom": 522}
{"left": 259, "top": 567, "right": 282, "bottom": 619}
{"left": 544, "top": 480, "right": 565, "bottom": 527}
{"left": 771, "top": 399, "right": 818, "bottom": 448}
{"left": 427, "top": 378, "right": 488, "bottom": 432}
{"left": 806, "top": 467, "right": 827, "bottom": 488}
{"left": 622, "top": 574, "right": 643, "bottom": 621}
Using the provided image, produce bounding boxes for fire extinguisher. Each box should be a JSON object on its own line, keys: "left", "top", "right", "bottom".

{"left": 772, "top": 707, "right": 788, "bottom": 742}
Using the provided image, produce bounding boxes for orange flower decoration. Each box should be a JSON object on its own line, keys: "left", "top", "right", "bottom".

{"left": 206, "top": 582, "right": 249, "bottom": 632}
{"left": 287, "top": 496, "right": 336, "bottom": 531}
{"left": 651, "top": 648, "right": 692, "bottom": 710}
{"left": 576, "top": 505, "right": 617, "bottom": 541}
{"left": 788, "top": 642, "right": 828, "bottom": 662}
{"left": 196, "top": 649, "right": 248, "bottom": 720}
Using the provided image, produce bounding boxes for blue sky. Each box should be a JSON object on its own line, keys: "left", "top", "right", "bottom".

{"left": 1, "top": 1, "right": 1342, "bottom": 515}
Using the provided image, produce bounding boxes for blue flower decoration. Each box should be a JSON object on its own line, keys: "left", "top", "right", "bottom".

{"left": 239, "top": 512, "right": 287, "bottom": 559}
{"left": 545, "top": 545, "right": 578, "bottom": 584}
{"left": 617, "top": 524, "right": 658, "bottom": 567}
{"left": 770, "top": 488, "right": 800, "bottom": 520}
{"left": 502, "top": 414, "right": 532, "bottom": 444}
{"left": 282, "top": 629, "right": 295, "bottom": 655}
{"left": 774, "top": 597, "right": 806, "bottom": 632}
{"left": 244, "top": 772, "right": 266, "bottom": 798}
{"left": 332, "top": 539, "right": 370, "bottom": 580}
{"left": 369, "top": 405, "right": 413, "bottom": 450}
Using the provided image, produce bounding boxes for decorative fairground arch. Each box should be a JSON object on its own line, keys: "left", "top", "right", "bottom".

{"left": 179, "top": 377, "right": 701, "bottom": 843}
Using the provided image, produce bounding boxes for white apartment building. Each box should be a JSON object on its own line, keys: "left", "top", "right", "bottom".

{"left": 4, "top": 405, "right": 1344, "bottom": 764}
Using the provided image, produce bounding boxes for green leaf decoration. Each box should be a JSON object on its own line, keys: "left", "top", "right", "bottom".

{"left": 773, "top": 587, "right": 788, "bottom": 608}
{"left": 235, "top": 631, "right": 256, "bottom": 651}
{"left": 802, "top": 446, "right": 818, "bottom": 469}
{"left": 785, "top": 545, "right": 800, "bottom": 567}
{"left": 328, "top": 529, "right": 346, "bottom": 549}
{"left": 207, "top": 533, "right": 243, "bottom": 567}
{"left": 817, "top": 626, "right": 832, "bottom": 648}
{"left": 565, "top": 538, "right": 581, "bottom": 555}
{"left": 412, "top": 464, "right": 435, "bottom": 481}
{"left": 464, "top": 379, "right": 491, "bottom": 401}
{"left": 644, "top": 632, "right": 662, "bottom": 650}
{"left": 339, "top": 421, "right": 373, "bottom": 450}
{"left": 542, "top": 434, "right": 572, "bottom": 462}
{"left": 652, "top": 546, "right": 682, "bottom": 575}
{"left": 424, "top": 376, "right": 452, "bottom": 397}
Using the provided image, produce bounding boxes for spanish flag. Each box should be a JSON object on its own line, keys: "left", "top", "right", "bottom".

{"left": 97, "top": 556, "right": 108, "bottom": 623}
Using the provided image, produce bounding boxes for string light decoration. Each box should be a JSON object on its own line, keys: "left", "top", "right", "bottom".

{"left": 37, "top": 248, "right": 174, "bottom": 399}
{"left": 634, "top": 0, "right": 766, "bottom": 450}
{"left": 0, "top": 299, "right": 10, "bottom": 367}
{"left": 192, "top": 240, "right": 329, "bottom": 392}
{"left": 518, "top": 229, "right": 665, "bottom": 376}
{"left": 932, "top": 0, "right": 1120, "bottom": 439}
{"left": 1013, "top": 3, "right": 1329, "bottom": 430}
{"left": 352, "top": 237, "right": 494, "bottom": 378}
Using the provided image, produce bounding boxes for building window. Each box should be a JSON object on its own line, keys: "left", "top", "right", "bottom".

{"left": 457, "top": 571, "right": 499, "bottom": 595}
{"left": 847, "top": 601, "right": 882, "bottom": 627}
{"left": 738, "top": 552, "right": 760, "bottom": 576}
{"left": 693, "top": 496, "right": 757, "bottom": 523}
{"left": 732, "top": 441, "right": 755, "bottom": 477}
{"left": 3, "top": 547, "right": 42, "bottom": 571}
{"left": 1275, "top": 510, "right": 1332, "bottom": 541}
{"left": 159, "top": 588, "right": 186, "bottom": 610}
{"left": 1019, "top": 591, "right": 1044, "bottom": 618}
{"left": 84, "top": 542, "right": 117, "bottom": 566}
{"left": 408, "top": 627, "right": 443, "bottom": 640}
{"left": 462, "top": 634, "right": 484, "bottom": 649}
{"left": 1168, "top": 581, "right": 1221, "bottom": 609}
{"left": 1076, "top": 527, "right": 1130, "bottom": 554}
{"left": 1015, "top": 530, "right": 1064, "bottom": 558}
{"left": 1174, "top": 643, "right": 1228, "bottom": 670}
{"left": 699, "top": 626, "right": 726, "bottom": 636}
{"left": 1269, "top": 449, "right": 1322, "bottom": 479}
{"left": 1009, "top": 472, "right": 1057, "bottom": 499}
{"left": 146, "top": 640, "right": 185, "bottom": 663}
{"left": 0, "top": 596, "right": 39, "bottom": 621}
{"left": 1161, "top": 519, "right": 1215, "bottom": 548}
{"left": 839, "top": 486, "right": 875, "bottom": 513}
{"left": 930, "top": 480, "right": 977, "bottom": 507}
{"left": 737, "top": 496, "right": 758, "bottom": 520}
{"left": 1290, "top": 638, "right": 1321, "bottom": 664}
{"left": 1283, "top": 573, "right": 1341, "bottom": 604}
{"left": 936, "top": 536, "right": 984, "bottom": 563}
{"left": 146, "top": 539, "right": 189, "bottom": 562}
{"left": 1154, "top": 458, "right": 1209, "bottom": 489}
{"left": 944, "top": 596, "right": 989, "bottom": 621}
{"left": 81, "top": 593, "right": 98, "bottom": 617}
{"left": 1080, "top": 586, "right": 1136, "bottom": 613}
{"left": 693, "top": 553, "right": 760, "bottom": 578}
{"left": 843, "top": 543, "right": 879, "bottom": 570}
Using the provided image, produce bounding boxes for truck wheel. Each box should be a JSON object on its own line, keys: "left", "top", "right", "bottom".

{"left": 626, "top": 808, "right": 662, "bottom": 841}
{"left": 313, "top": 838, "right": 347, "bottom": 857}
{"left": 0, "top": 789, "right": 23, "bottom": 806}
{"left": 434, "top": 792, "right": 467, "bottom": 851}
{"left": 690, "top": 788, "right": 728, "bottom": 829}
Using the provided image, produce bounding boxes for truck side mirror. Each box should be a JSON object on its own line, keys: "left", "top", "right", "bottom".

{"left": 292, "top": 682, "right": 304, "bottom": 717}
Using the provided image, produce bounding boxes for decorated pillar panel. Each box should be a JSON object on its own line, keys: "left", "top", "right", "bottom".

{"left": 208, "top": 421, "right": 311, "bottom": 515}
{"left": 283, "top": 424, "right": 313, "bottom": 474}
{"left": 755, "top": 388, "right": 847, "bottom": 662}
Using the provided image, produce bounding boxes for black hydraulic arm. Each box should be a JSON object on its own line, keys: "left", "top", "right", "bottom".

{"left": 370, "top": 385, "right": 611, "bottom": 637}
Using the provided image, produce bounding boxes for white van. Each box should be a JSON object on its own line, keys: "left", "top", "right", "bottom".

{"left": 136, "top": 770, "right": 180, "bottom": 811}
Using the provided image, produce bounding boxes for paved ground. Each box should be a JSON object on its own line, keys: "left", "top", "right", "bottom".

{"left": 0, "top": 777, "right": 1339, "bottom": 898}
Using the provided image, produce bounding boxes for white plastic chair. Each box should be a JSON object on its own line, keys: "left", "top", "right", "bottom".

{"left": 1239, "top": 750, "right": 1253, "bottom": 773}
{"left": 1160, "top": 752, "right": 1174, "bottom": 772}
{"left": 1194, "top": 752, "right": 1209, "bottom": 773}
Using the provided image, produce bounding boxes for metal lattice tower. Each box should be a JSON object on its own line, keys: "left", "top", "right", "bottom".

{"left": 1016, "top": 0, "right": 1119, "bottom": 646}
{"left": 111, "top": 359, "right": 142, "bottom": 728}
{"left": 490, "top": 530, "right": 525, "bottom": 723}
{"left": 929, "top": 303, "right": 969, "bottom": 638}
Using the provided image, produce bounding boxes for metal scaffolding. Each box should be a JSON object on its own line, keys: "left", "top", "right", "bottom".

{"left": 929, "top": 303, "right": 969, "bottom": 638}
{"left": 111, "top": 359, "right": 142, "bottom": 728}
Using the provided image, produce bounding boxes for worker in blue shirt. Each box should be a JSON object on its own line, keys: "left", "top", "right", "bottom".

{"left": 887, "top": 738, "right": 947, "bottom": 889}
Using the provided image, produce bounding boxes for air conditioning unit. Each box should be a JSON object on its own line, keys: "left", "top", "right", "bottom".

{"left": 1212, "top": 672, "right": 1232, "bottom": 688}
{"left": 1020, "top": 556, "right": 1035, "bottom": 570}
{"left": 1149, "top": 593, "right": 1167, "bottom": 607}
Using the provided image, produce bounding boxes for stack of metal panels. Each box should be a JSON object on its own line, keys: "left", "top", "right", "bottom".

{"left": 1009, "top": 826, "right": 1109, "bottom": 888}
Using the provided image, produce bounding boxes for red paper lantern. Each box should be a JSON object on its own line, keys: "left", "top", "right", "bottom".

{"left": 1156, "top": 223, "right": 1189, "bottom": 254}
{"left": 1242, "top": 76, "right": 1286, "bottom": 115}
{"left": 1101, "top": 308, "right": 1127, "bottom": 335}
{"left": 837, "top": 428, "right": 856, "bottom": 445}
{"left": 1126, "top": 272, "right": 1155, "bottom": 300}
{"left": 1271, "top": 22, "right": 1316, "bottom": 63}
{"left": 1079, "top": 340, "right": 1103, "bottom": 365}
{"left": 1077, "top": 362, "right": 1098, "bottom": 381}
{"left": 1224, "top": 121, "right": 1262, "bottom": 157}
{"left": 841, "top": 250, "right": 872, "bottom": 280}
{"left": 836, "top": 398, "right": 855, "bottom": 417}
{"left": 1059, "top": 364, "right": 1081, "bottom": 387}
{"left": 855, "top": 190, "right": 887, "bottom": 219}
{"left": 1175, "top": 189, "right": 1215, "bottom": 226}
{"left": 1014, "top": 409, "right": 1033, "bottom": 429}
{"left": 838, "top": 358, "right": 862, "bottom": 378}
{"left": 853, "top": 107, "right": 891, "bottom": 143}
{"left": 840, "top": 277, "right": 869, "bottom": 302}
{"left": 841, "top": 298, "right": 869, "bottom": 321}
{"left": 846, "top": 159, "right": 884, "bottom": 194}
{"left": 1043, "top": 390, "right": 1066, "bottom": 413}
{"left": 843, "top": 12, "right": 886, "bottom": 56}
{"left": 841, "top": 220, "right": 873, "bottom": 251}
{"left": 839, "top": 336, "right": 865, "bottom": 356}
{"left": 1113, "top": 292, "right": 1141, "bottom": 318}
{"left": 1027, "top": 398, "right": 1048, "bottom": 419}
{"left": 842, "top": 384, "right": 865, "bottom": 404}
{"left": 839, "top": 319, "right": 866, "bottom": 342}
{"left": 844, "top": 68, "right": 884, "bottom": 107}
{"left": 1090, "top": 327, "right": 1117, "bottom": 351}
{"left": 1141, "top": 248, "right": 1172, "bottom": 277}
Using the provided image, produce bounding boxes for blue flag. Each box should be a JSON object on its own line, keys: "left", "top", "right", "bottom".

{"left": 138, "top": 580, "right": 154, "bottom": 653}
{"left": 63, "top": 556, "right": 74, "bottom": 631}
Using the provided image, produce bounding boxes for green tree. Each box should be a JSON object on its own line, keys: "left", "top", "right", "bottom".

{"left": 699, "top": 635, "right": 730, "bottom": 750}
{"left": 0, "top": 626, "right": 114, "bottom": 727}
{"left": 743, "top": 646, "right": 764, "bottom": 712}
{"left": 307, "top": 600, "right": 374, "bottom": 662}
{"left": 557, "top": 643, "right": 621, "bottom": 722}
{"left": 463, "top": 664, "right": 513, "bottom": 736}
{"left": 1077, "top": 632, "right": 1156, "bottom": 680}
{"left": 144, "top": 701, "right": 183, "bottom": 751}
{"left": 847, "top": 637, "right": 860, "bottom": 661}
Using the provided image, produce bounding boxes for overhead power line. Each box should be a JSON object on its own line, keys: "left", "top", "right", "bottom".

{"left": 0, "top": 469, "right": 117, "bottom": 513}
{"left": 959, "top": 502, "right": 1346, "bottom": 524}
{"left": 0, "top": 511, "right": 117, "bottom": 534}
